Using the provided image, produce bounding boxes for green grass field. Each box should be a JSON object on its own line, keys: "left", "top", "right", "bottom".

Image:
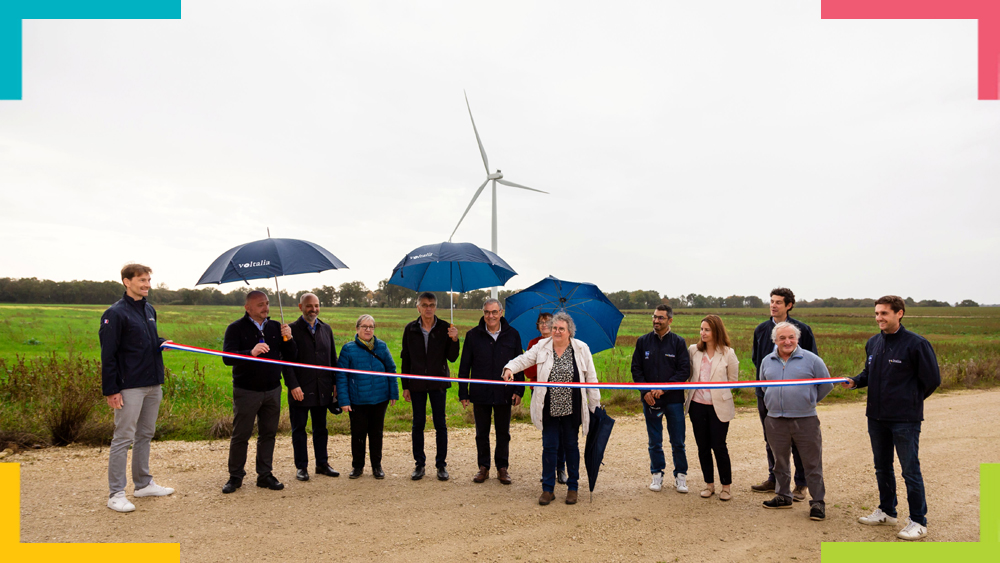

{"left": 1, "top": 303, "right": 998, "bottom": 444}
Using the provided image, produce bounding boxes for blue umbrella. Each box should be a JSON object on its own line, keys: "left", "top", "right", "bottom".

{"left": 196, "top": 236, "right": 348, "bottom": 324}
{"left": 584, "top": 406, "right": 616, "bottom": 500}
{"left": 388, "top": 241, "right": 517, "bottom": 322}
{"left": 504, "top": 276, "right": 624, "bottom": 354}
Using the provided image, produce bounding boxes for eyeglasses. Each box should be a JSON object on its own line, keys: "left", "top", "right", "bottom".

{"left": 358, "top": 325, "right": 375, "bottom": 330}
{"left": 483, "top": 310, "right": 502, "bottom": 316}
{"left": 652, "top": 315, "right": 670, "bottom": 321}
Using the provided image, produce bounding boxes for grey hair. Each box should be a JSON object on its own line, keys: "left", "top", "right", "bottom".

{"left": 771, "top": 321, "right": 801, "bottom": 343}
{"left": 551, "top": 311, "right": 576, "bottom": 337}
{"left": 298, "top": 292, "right": 318, "bottom": 304}
{"left": 483, "top": 298, "right": 502, "bottom": 311}
{"left": 356, "top": 314, "right": 375, "bottom": 329}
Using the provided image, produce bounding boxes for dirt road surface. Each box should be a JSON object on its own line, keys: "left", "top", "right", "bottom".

{"left": 13, "top": 389, "right": 1000, "bottom": 562}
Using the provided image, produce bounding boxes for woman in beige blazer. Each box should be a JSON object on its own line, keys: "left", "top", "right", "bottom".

{"left": 685, "top": 314, "right": 739, "bottom": 500}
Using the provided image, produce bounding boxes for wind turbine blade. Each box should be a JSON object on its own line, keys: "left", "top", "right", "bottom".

{"left": 496, "top": 178, "right": 549, "bottom": 194}
{"left": 449, "top": 178, "right": 490, "bottom": 241}
{"left": 464, "top": 90, "right": 490, "bottom": 174}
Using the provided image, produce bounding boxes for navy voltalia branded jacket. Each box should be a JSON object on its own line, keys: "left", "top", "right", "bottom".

{"left": 630, "top": 330, "right": 691, "bottom": 405}
{"left": 99, "top": 293, "right": 166, "bottom": 396}
{"left": 851, "top": 324, "right": 940, "bottom": 422}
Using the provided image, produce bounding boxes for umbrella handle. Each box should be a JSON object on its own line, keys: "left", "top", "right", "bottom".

{"left": 274, "top": 277, "right": 288, "bottom": 341}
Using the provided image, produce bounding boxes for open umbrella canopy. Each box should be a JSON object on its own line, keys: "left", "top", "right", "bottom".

{"left": 584, "top": 406, "right": 615, "bottom": 497}
{"left": 504, "top": 276, "right": 624, "bottom": 354}
{"left": 196, "top": 238, "right": 348, "bottom": 285}
{"left": 387, "top": 241, "right": 516, "bottom": 293}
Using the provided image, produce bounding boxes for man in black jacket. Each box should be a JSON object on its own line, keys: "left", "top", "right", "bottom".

{"left": 99, "top": 264, "right": 175, "bottom": 513}
{"left": 458, "top": 298, "right": 524, "bottom": 485}
{"left": 221, "top": 290, "right": 297, "bottom": 494}
{"left": 283, "top": 293, "right": 339, "bottom": 482}
{"left": 401, "top": 292, "right": 460, "bottom": 481}
{"left": 844, "top": 295, "right": 940, "bottom": 541}
{"left": 750, "top": 288, "right": 818, "bottom": 499}
{"left": 631, "top": 304, "right": 691, "bottom": 494}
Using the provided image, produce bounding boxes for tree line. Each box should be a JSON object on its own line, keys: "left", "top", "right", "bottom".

{"left": 0, "top": 277, "right": 981, "bottom": 308}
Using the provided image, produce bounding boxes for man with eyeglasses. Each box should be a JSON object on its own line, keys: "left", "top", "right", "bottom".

{"left": 631, "top": 304, "right": 691, "bottom": 494}
{"left": 751, "top": 288, "right": 817, "bottom": 501}
{"left": 458, "top": 298, "right": 525, "bottom": 485}
{"left": 221, "top": 290, "right": 296, "bottom": 494}
{"left": 401, "top": 292, "right": 460, "bottom": 481}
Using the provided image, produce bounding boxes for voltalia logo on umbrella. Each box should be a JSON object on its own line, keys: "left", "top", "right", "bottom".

{"left": 0, "top": 0, "right": 181, "bottom": 100}
{"left": 409, "top": 253, "right": 434, "bottom": 260}
{"left": 237, "top": 260, "right": 271, "bottom": 269}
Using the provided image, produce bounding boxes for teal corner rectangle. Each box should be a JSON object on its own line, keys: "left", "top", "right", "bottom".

{"left": 0, "top": 0, "right": 182, "bottom": 100}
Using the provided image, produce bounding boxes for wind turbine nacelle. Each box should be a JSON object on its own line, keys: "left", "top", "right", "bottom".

{"left": 488, "top": 170, "right": 503, "bottom": 180}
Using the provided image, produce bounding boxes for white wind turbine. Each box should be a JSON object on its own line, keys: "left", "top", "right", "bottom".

{"left": 449, "top": 91, "right": 548, "bottom": 299}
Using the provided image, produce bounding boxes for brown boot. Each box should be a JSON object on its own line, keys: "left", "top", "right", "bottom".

{"left": 497, "top": 467, "right": 512, "bottom": 485}
{"left": 538, "top": 491, "right": 555, "bottom": 505}
{"left": 565, "top": 490, "right": 578, "bottom": 505}
{"left": 473, "top": 466, "right": 489, "bottom": 483}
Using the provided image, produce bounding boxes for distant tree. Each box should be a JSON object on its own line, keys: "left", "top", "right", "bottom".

{"left": 744, "top": 295, "right": 765, "bottom": 308}
{"left": 313, "top": 285, "right": 338, "bottom": 307}
{"left": 723, "top": 295, "right": 744, "bottom": 308}
{"left": 958, "top": 299, "right": 980, "bottom": 307}
{"left": 337, "top": 281, "right": 369, "bottom": 307}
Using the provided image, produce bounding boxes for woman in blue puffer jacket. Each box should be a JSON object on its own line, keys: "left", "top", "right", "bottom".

{"left": 336, "top": 314, "right": 398, "bottom": 479}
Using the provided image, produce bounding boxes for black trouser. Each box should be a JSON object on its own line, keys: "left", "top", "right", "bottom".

{"left": 757, "top": 397, "right": 806, "bottom": 487}
{"left": 348, "top": 402, "right": 388, "bottom": 469}
{"left": 411, "top": 389, "right": 448, "bottom": 469}
{"left": 689, "top": 401, "right": 732, "bottom": 486}
{"left": 229, "top": 386, "right": 281, "bottom": 479}
{"left": 290, "top": 404, "right": 329, "bottom": 470}
{"left": 473, "top": 403, "right": 511, "bottom": 469}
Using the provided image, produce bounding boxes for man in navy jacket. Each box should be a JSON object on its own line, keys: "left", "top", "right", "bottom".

{"left": 221, "top": 290, "right": 296, "bottom": 494}
{"left": 751, "top": 287, "right": 817, "bottom": 499}
{"left": 458, "top": 298, "right": 524, "bottom": 485}
{"left": 99, "top": 264, "right": 174, "bottom": 512}
{"left": 631, "top": 304, "right": 690, "bottom": 494}
{"left": 844, "top": 295, "right": 940, "bottom": 541}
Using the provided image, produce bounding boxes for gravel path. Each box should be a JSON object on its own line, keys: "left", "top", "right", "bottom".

{"left": 12, "top": 389, "right": 999, "bottom": 562}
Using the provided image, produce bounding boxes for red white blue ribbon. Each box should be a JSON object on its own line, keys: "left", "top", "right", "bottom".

{"left": 161, "top": 342, "right": 849, "bottom": 390}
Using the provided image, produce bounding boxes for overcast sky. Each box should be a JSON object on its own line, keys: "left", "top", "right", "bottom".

{"left": 2, "top": 1, "right": 997, "bottom": 303}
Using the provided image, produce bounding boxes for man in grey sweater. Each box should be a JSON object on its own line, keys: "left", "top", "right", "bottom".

{"left": 759, "top": 322, "right": 833, "bottom": 521}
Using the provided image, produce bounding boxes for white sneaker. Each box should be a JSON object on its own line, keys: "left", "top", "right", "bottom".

{"left": 675, "top": 473, "right": 689, "bottom": 494}
{"left": 897, "top": 518, "right": 928, "bottom": 541}
{"left": 134, "top": 481, "right": 175, "bottom": 497}
{"left": 858, "top": 508, "right": 898, "bottom": 526}
{"left": 648, "top": 472, "right": 664, "bottom": 492}
{"left": 107, "top": 492, "right": 135, "bottom": 513}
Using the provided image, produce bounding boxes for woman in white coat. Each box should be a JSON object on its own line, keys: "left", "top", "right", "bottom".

{"left": 685, "top": 314, "right": 739, "bottom": 501}
{"left": 502, "top": 312, "right": 601, "bottom": 506}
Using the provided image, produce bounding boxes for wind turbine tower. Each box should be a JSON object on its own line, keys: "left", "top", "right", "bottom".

{"left": 449, "top": 91, "right": 548, "bottom": 299}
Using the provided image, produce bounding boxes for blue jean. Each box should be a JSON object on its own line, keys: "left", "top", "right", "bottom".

{"left": 411, "top": 389, "right": 448, "bottom": 468}
{"left": 868, "top": 418, "right": 927, "bottom": 526}
{"left": 541, "top": 415, "right": 580, "bottom": 492}
{"left": 643, "top": 402, "right": 688, "bottom": 477}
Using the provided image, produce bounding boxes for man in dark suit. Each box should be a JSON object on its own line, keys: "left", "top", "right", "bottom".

{"left": 458, "top": 298, "right": 524, "bottom": 485}
{"left": 284, "top": 293, "right": 340, "bottom": 482}
{"left": 221, "top": 291, "right": 296, "bottom": 494}
{"left": 401, "top": 292, "right": 460, "bottom": 481}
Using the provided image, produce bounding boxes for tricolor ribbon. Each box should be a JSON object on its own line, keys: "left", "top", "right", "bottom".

{"left": 161, "top": 342, "right": 850, "bottom": 390}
